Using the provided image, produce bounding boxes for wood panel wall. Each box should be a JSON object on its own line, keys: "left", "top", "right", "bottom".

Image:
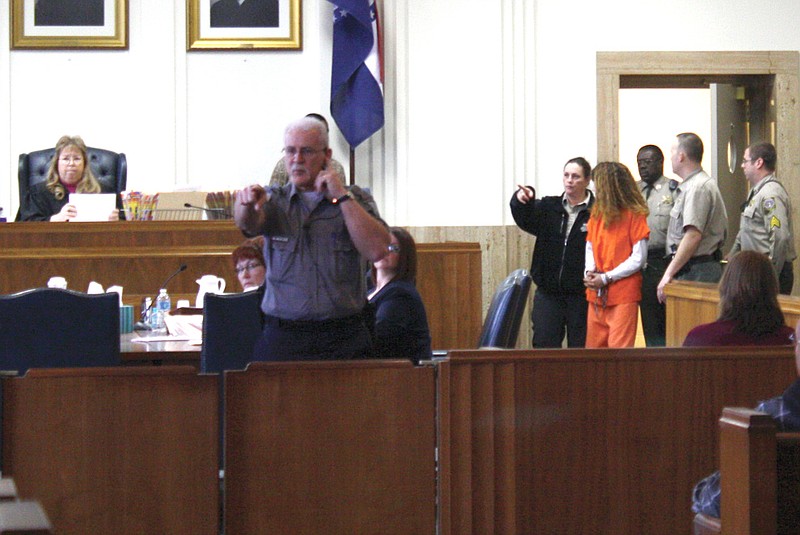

{"left": 438, "top": 346, "right": 796, "bottom": 534}
{"left": 408, "top": 225, "right": 534, "bottom": 348}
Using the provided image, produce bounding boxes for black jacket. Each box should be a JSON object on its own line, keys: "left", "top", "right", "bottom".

{"left": 510, "top": 191, "right": 595, "bottom": 295}
{"left": 19, "top": 181, "right": 122, "bottom": 222}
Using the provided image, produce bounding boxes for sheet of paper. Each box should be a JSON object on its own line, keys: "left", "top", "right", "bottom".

{"left": 68, "top": 193, "right": 116, "bottom": 222}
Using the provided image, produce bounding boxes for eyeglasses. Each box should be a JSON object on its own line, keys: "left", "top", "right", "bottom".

{"left": 282, "top": 147, "right": 326, "bottom": 158}
{"left": 742, "top": 158, "right": 756, "bottom": 164}
{"left": 235, "top": 262, "right": 264, "bottom": 274}
{"left": 59, "top": 157, "right": 83, "bottom": 164}
{"left": 387, "top": 243, "right": 400, "bottom": 253}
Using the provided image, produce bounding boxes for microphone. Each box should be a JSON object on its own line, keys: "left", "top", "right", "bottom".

{"left": 135, "top": 264, "right": 188, "bottom": 330}
{"left": 183, "top": 203, "right": 229, "bottom": 217}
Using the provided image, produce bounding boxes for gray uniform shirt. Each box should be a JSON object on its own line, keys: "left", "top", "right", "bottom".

{"left": 666, "top": 169, "right": 728, "bottom": 257}
{"left": 256, "top": 184, "right": 383, "bottom": 321}
{"left": 637, "top": 175, "right": 673, "bottom": 254}
{"left": 730, "top": 173, "right": 797, "bottom": 270}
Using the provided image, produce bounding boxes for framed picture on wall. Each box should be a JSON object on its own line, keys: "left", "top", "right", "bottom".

{"left": 10, "top": 0, "right": 129, "bottom": 50}
{"left": 187, "top": 0, "right": 301, "bottom": 51}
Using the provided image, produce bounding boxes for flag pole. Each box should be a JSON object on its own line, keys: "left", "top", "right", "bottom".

{"left": 349, "top": 146, "right": 355, "bottom": 186}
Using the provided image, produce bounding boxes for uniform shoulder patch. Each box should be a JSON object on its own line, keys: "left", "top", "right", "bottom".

{"left": 770, "top": 215, "right": 781, "bottom": 229}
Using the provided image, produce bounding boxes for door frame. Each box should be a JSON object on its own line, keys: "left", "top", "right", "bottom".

{"left": 597, "top": 51, "right": 800, "bottom": 293}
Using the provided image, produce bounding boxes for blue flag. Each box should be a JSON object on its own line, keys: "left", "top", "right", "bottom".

{"left": 329, "top": 0, "right": 384, "bottom": 148}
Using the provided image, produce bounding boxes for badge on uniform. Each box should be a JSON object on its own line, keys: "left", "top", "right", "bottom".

{"left": 770, "top": 215, "right": 781, "bottom": 229}
{"left": 763, "top": 198, "right": 776, "bottom": 213}
{"left": 581, "top": 223, "right": 588, "bottom": 233}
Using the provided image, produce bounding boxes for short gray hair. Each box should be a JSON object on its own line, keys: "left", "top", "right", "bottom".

{"left": 285, "top": 117, "right": 329, "bottom": 148}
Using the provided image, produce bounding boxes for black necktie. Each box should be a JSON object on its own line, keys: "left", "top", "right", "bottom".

{"left": 643, "top": 184, "right": 653, "bottom": 200}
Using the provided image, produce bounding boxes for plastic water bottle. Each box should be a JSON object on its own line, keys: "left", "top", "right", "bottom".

{"left": 0, "top": 208, "right": 6, "bottom": 222}
{"left": 147, "top": 297, "right": 159, "bottom": 331}
{"left": 153, "top": 288, "right": 171, "bottom": 333}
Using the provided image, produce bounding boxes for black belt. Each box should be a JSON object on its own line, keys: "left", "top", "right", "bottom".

{"left": 686, "top": 249, "right": 722, "bottom": 266}
{"left": 263, "top": 312, "right": 364, "bottom": 331}
{"left": 673, "top": 249, "right": 722, "bottom": 276}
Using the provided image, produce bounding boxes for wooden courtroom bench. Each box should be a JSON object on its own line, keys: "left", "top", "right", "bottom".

{"left": 0, "top": 366, "right": 218, "bottom": 535}
{"left": 437, "top": 345, "right": 797, "bottom": 535}
{"left": 1, "top": 345, "right": 794, "bottom": 534}
{"left": 692, "top": 407, "right": 800, "bottom": 535}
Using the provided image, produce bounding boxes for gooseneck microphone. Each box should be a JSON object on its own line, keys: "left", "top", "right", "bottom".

{"left": 135, "top": 264, "right": 188, "bottom": 330}
{"left": 183, "top": 203, "right": 229, "bottom": 217}
{"left": 157, "top": 264, "right": 188, "bottom": 293}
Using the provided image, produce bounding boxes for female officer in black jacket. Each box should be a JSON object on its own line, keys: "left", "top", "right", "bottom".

{"left": 510, "top": 157, "right": 594, "bottom": 348}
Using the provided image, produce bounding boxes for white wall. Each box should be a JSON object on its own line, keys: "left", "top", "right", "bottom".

{"left": 618, "top": 89, "right": 711, "bottom": 180}
{"left": 2, "top": 0, "right": 800, "bottom": 224}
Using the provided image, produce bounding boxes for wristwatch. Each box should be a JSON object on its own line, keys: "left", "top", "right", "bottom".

{"left": 332, "top": 191, "right": 354, "bottom": 205}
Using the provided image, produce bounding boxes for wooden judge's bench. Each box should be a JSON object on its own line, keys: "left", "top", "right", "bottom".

{"left": 0, "top": 221, "right": 482, "bottom": 350}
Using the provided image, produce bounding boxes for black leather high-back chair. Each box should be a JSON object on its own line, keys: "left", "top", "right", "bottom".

{"left": 0, "top": 288, "right": 120, "bottom": 374}
{"left": 478, "top": 269, "right": 532, "bottom": 349}
{"left": 201, "top": 289, "right": 264, "bottom": 474}
{"left": 200, "top": 289, "right": 264, "bottom": 374}
{"left": 16, "top": 147, "right": 127, "bottom": 221}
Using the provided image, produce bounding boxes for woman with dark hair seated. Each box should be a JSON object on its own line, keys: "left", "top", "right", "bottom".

{"left": 368, "top": 227, "right": 433, "bottom": 364}
{"left": 683, "top": 250, "right": 794, "bottom": 346}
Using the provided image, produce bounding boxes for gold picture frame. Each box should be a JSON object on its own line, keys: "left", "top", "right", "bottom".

{"left": 187, "top": 0, "right": 302, "bottom": 51}
{"left": 11, "top": 0, "right": 129, "bottom": 50}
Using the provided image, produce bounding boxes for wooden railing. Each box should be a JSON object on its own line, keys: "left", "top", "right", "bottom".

{"left": 4, "top": 346, "right": 795, "bottom": 533}
{"left": 438, "top": 346, "right": 796, "bottom": 534}
{"left": 664, "top": 280, "right": 800, "bottom": 346}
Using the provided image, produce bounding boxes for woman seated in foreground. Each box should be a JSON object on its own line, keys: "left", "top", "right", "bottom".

{"left": 368, "top": 227, "right": 433, "bottom": 364}
{"left": 683, "top": 250, "right": 794, "bottom": 346}
{"left": 231, "top": 236, "right": 266, "bottom": 292}
{"left": 19, "top": 135, "right": 121, "bottom": 222}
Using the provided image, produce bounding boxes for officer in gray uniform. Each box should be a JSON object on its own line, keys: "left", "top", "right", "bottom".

{"left": 636, "top": 145, "right": 675, "bottom": 346}
{"left": 728, "top": 141, "right": 796, "bottom": 294}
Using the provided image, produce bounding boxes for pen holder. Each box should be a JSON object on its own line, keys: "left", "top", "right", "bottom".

{"left": 120, "top": 305, "right": 134, "bottom": 334}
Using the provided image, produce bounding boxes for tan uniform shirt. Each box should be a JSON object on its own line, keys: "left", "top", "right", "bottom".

{"left": 666, "top": 169, "right": 728, "bottom": 257}
{"left": 637, "top": 175, "right": 673, "bottom": 254}
{"left": 730, "top": 173, "right": 797, "bottom": 270}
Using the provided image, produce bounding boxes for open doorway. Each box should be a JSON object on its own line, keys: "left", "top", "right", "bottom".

{"left": 618, "top": 77, "right": 774, "bottom": 253}
{"left": 597, "top": 51, "right": 799, "bottom": 290}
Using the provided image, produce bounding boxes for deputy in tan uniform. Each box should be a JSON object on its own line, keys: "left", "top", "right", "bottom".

{"left": 727, "top": 141, "right": 796, "bottom": 294}
{"left": 657, "top": 133, "right": 728, "bottom": 303}
{"left": 636, "top": 145, "right": 675, "bottom": 346}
